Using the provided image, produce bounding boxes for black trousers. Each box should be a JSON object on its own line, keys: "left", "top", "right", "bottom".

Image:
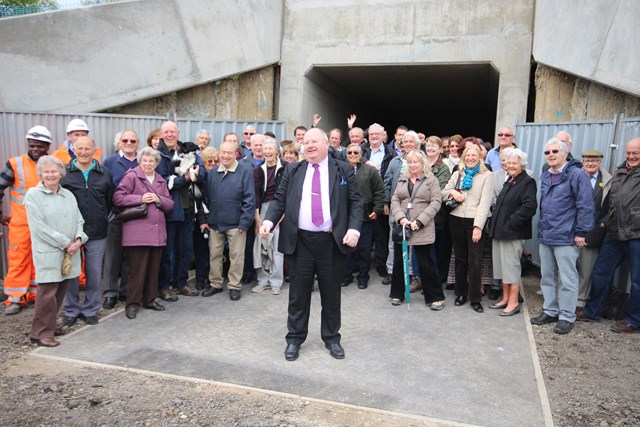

{"left": 390, "top": 242, "right": 443, "bottom": 303}
{"left": 373, "top": 214, "right": 390, "bottom": 270}
{"left": 449, "top": 215, "right": 485, "bottom": 303}
{"left": 285, "top": 231, "right": 344, "bottom": 346}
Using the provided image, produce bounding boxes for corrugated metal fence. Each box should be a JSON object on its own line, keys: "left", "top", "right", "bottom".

{"left": 516, "top": 115, "right": 640, "bottom": 292}
{"left": 1, "top": 110, "right": 286, "bottom": 277}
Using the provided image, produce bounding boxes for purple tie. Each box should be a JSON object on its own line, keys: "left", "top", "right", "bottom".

{"left": 312, "top": 164, "right": 323, "bottom": 227}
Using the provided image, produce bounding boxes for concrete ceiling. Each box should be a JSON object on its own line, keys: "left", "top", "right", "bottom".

{"left": 308, "top": 64, "right": 500, "bottom": 142}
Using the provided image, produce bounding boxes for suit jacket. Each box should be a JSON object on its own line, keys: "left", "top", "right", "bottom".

{"left": 265, "top": 156, "right": 364, "bottom": 255}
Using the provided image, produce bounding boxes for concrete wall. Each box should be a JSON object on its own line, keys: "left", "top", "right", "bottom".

{"left": 533, "top": 0, "right": 640, "bottom": 98}
{"left": 104, "top": 66, "right": 277, "bottom": 120}
{"left": 279, "top": 0, "right": 534, "bottom": 133}
{"left": 534, "top": 64, "right": 640, "bottom": 122}
{"left": 0, "top": 0, "right": 283, "bottom": 113}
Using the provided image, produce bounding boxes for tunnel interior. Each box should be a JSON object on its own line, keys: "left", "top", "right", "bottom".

{"left": 306, "top": 63, "right": 500, "bottom": 143}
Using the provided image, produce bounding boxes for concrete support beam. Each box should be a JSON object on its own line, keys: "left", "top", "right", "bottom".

{"left": 279, "top": 0, "right": 534, "bottom": 134}
{"left": 0, "top": 0, "right": 283, "bottom": 113}
{"left": 533, "top": 0, "right": 640, "bottom": 98}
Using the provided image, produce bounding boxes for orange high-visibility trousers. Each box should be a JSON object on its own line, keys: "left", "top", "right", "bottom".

{"left": 3, "top": 223, "right": 37, "bottom": 306}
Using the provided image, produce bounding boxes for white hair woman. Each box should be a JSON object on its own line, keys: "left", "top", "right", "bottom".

{"left": 24, "top": 156, "right": 88, "bottom": 346}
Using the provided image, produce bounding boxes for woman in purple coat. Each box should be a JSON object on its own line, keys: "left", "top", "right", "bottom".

{"left": 113, "top": 147, "right": 174, "bottom": 319}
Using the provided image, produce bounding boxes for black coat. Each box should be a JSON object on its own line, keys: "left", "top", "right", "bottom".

{"left": 264, "top": 157, "right": 364, "bottom": 255}
{"left": 61, "top": 161, "right": 113, "bottom": 239}
{"left": 488, "top": 171, "right": 537, "bottom": 240}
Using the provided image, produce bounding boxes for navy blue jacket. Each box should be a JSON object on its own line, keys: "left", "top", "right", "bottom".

{"left": 204, "top": 160, "right": 255, "bottom": 231}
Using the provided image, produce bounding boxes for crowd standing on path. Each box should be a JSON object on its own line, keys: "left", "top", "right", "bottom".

{"left": 1, "top": 117, "right": 639, "bottom": 355}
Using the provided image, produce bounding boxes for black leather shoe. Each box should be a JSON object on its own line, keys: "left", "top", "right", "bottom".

{"left": 530, "top": 312, "right": 559, "bottom": 325}
{"left": 241, "top": 275, "right": 254, "bottom": 284}
{"left": 488, "top": 289, "right": 502, "bottom": 301}
{"left": 63, "top": 316, "right": 77, "bottom": 327}
{"left": 143, "top": 301, "right": 165, "bottom": 311}
{"left": 325, "top": 342, "right": 345, "bottom": 359}
{"left": 229, "top": 289, "right": 241, "bottom": 301}
{"left": 125, "top": 305, "right": 138, "bottom": 319}
{"left": 195, "top": 279, "right": 205, "bottom": 291}
{"left": 83, "top": 315, "right": 99, "bottom": 325}
{"left": 471, "top": 302, "right": 484, "bottom": 313}
{"left": 454, "top": 296, "right": 468, "bottom": 306}
{"left": 284, "top": 343, "right": 299, "bottom": 361}
{"left": 343, "top": 276, "right": 354, "bottom": 286}
{"left": 103, "top": 296, "right": 117, "bottom": 310}
{"left": 357, "top": 282, "right": 368, "bottom": 289}
{"left": 202, "top": 285, "right": 224, "bottom": 297}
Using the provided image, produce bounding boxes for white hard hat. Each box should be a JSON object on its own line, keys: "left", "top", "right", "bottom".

{"left": 25, "top": 125, "right": 53, "bottom": 144}
{"left": 66, "top": 118, "right": 90, "bottom": 134}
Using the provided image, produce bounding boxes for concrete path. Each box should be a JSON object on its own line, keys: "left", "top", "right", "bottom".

{"left": 34, "top": 276, "right": 552, "bottom": 426}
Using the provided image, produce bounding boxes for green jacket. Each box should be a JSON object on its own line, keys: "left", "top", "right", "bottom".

{"left": 24, "top": 182, "right": 88, "bottom": 283}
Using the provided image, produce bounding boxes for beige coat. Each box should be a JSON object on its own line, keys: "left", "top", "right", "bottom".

{"left": 442, "top": 170, "right": 494, "bottom": 230}
{"left": 391, "top": 174, "right": 442, "bottom": 246}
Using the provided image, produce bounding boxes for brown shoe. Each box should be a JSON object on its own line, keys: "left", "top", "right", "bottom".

{"left": 177, "top": 286, "right": 200, "bottom": 296}
{"left": 409, "top": 276, "right": 422, "bottom": 293}
{"left": 610, "top": 320, "right": 640, "bottom": 334}
{"left": 575, "top": 307, "right": 598, "bottom": 322}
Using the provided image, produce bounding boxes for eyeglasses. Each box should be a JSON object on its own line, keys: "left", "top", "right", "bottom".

{"left": 582, "top": 158, "right": 601, "bottom": 163}
{"left": 626, "top": 151, "right": 640, "bottom": 156}
{"left": 121, "top": 139, "right": 138, "bottom": 144}
{"left": 347, "top": 151, "right": 360, "bottom": 155}
{"left": 497, "top": 133, "right": 513, "bottom": 137}
{"left": 544, "top": 149, "right": 560, "bottom": 155}
{"left": 243, "top": 132, "right": 255, "bottom": 136}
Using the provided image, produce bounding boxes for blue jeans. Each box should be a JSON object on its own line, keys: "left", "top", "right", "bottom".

{"left": 584, "top": 237, "right": 640, "bottom": 328}
{"left": 539, "top": 244, "right": 579, "bottom": 322}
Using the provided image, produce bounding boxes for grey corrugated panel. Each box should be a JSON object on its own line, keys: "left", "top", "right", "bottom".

{"left": 1, "top": 111, "right": 285, "bottom": 278}
{"left": 615, "top": 117, "right": 640, "bottom": 167}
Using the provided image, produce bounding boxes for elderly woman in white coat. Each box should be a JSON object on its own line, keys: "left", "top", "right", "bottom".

{"left": 442, "top": 143, "right": 493, "bottom": 313}
{"left": 24, "top": 156, "right": 88, "bottom": 347}
{"left": 389, "top": 150, "right": 443, "bottom": 308}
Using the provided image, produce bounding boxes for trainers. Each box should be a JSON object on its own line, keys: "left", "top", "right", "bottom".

{"left": 252, "top": 283, "right": 271, "bottom": 293}
{"left": 63, "top": 316, "right": 77, "bottom": 326}
{"left": 409, "top": 276, "right": 422, "bottom": 293}
{"left": 177, "top": 286, "right": 199, "bottom": 296}
{"left": 271, "top": 287, "right": 281, "bottom": 295}
{"left": 382, "top": 275, "right": 392, "bottom": 285}
{"left": 4, "top": 303, "right": 21, "bottom": 315}
{"left": 390, "top": 298, "right": 402, "bottom": 306}
{"left": 158, "top": 289, "right": 179, "bottom": 302}
{"left": 431, "top": 300, "right": 445, "bottom": 311}
{"left": 530, "top": 312, "right": 559, "bottom": 325}
{"left": 553, "top": 320, "right": 575, "bottom": 334}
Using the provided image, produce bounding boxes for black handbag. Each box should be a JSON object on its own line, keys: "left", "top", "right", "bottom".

{"left": 117, "top": 204, "right": 148, "bottom": 222}
{"left": 444, "top": 172, "right": 462, "bottom": 213}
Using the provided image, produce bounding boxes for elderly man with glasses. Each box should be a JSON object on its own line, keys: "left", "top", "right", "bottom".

{"left": 485, "top": 126, "right": 516, "bottom": 171}
{"left": 577, "top": 138, "right": 640, "bottom": 333}
{"left": 531, "top": 137, "right": 595, "bottom": 335}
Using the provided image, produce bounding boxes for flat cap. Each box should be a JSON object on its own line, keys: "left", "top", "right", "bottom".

{"left": 582, "top": 149, "right": 604, "bottom": 158}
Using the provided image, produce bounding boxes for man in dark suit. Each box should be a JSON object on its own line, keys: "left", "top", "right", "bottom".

{"left": 259, "top": 128, "right": 363, "bottom": 361}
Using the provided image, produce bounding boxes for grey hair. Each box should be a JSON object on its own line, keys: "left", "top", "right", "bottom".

{"left": 196, "top": 129, "right": 210, "bottom": 138}
{"left": 506, "top": 148, "right": 528, "bottom": 167}
{"left": 250, "top": 133, "right": 265, "bottom": 145}
{"left": 244, "top": 124, "right": 256, "bottom": 132}
{"left": 349, "top": 127, "right": 364, "bottom": 137}
{"left": 36, "top": 155, "right": 66, "bottom": 178}
{"left": 544, "top": 137, "right": 569, "bottom": 154}
{"left": 346, "top": 143, "right": 362, "bottom": 154}
{"left": 137, "top": 146, "right": 161, "bottom": 164}
{"left": 500, "top": 147, "right": 514, "bottom": 159}
{"left": 368, "top": 123, "right": 385, "bottom": 133}
{"left": 402, "top": 130, "right": 419, "bottom": 144}
{"left": 263, "top": 137, "right": 280, "bottom": 153}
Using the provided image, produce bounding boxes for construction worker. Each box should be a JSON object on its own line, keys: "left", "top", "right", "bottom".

{"left": 1, "top": 126, "right": 52, "bottom": 315}
{"left": 52, "top": 119, "right": 102, "bottom": 164}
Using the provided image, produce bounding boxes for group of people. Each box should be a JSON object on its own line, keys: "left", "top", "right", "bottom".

{"left": 1, "top": 115, "right": 639, "bottom": 356}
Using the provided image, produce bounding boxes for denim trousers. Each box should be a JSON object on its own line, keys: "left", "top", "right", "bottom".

{"left": 584, "top": 236, "right": 640, "bottom": 328}
{"left": 539, "top": 244, "right": 579, "bottom": 322}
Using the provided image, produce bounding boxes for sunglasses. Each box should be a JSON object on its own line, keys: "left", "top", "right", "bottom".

{"left": 497, "top": 133, "right": 513, "bottom": 137}
{"left": 544, "top": 149, "right": 560, "bottom": 155}
{"left": 347, "top": 151, "right": 360, "bottom": 155}
{"left": 243, "top": 132, "right": 255, "bottom": 136}
{"left": 121, "top": 139, "right": 138, "bottom": 144}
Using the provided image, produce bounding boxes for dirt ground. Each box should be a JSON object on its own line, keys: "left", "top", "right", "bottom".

{"left": 1, "top": 271, "right": 638, "bottom": 426}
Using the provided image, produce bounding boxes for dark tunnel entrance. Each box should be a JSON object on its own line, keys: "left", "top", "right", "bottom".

{"left": 306, "top": 64, "right": 500, "bottom": 143}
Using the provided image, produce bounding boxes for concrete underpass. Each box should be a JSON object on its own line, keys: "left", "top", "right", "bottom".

{"left": 306, "top": 64, "right": 499, "bottom": 141}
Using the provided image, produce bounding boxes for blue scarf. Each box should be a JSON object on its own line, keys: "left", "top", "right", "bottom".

{"left": 460, "top": 163, "right": 480, "bottom": 190}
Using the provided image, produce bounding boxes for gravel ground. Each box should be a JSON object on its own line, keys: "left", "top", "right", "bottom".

{"left": 1, "top": 270, "right": 639, "bottom": 426}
